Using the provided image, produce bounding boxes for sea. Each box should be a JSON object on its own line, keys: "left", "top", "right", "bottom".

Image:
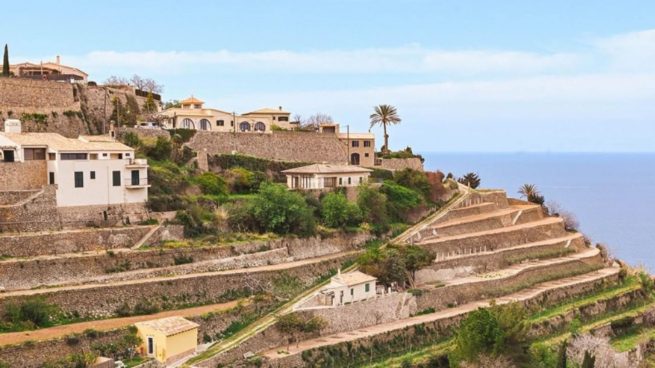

{"left": 422, "top": 153, "right": 655, "bottom": 272}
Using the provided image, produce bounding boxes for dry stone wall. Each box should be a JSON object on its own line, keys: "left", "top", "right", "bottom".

{"left": 0, "top": 78, "right": 77, "bottom": 109}
{"left": 0, "top": 160, "right": 47, "bottom": 191}
{"left": 0, "top": 225, "right": 152, "bottom": 257}
{"left": 187, "top": 131, "right": 349, "bottom": 164}
{"left": 378, "top": 157, "right": 424, "bottom": 171}
{"left": 0, "top": 185, "right": 58, "bottom": 232}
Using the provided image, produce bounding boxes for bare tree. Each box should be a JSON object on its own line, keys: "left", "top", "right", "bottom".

{"left": 105, "top": 75, "right": 129, "bottom": 85}
{"left": 130, "top": 74, "right": 163, "bottom": 94}
{"left": 546, "top": 201, "right": 580, "bottom": 231}
{"left": 302, "top": 113, "right": 333, "bottom": 130}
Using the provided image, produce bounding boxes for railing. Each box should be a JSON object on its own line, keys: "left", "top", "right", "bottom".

{"left": 124, "top": 178, "right": 149, "bottom": 187}
{"left": 127, "top": 158, "right": 148, "bottom": 166}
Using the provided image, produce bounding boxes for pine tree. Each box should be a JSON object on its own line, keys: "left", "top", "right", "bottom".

{"left": 2, "top": 44, "right": 9, "bottom": 77}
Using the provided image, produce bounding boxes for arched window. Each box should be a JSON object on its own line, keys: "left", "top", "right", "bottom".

{"left": 254, "top": 122, "right": 266, "bottom": 132}
{"left": 350, "top": 153, "right": 360, "bottom": 165}
{"left": 199, "top": 119, "right": 211, "bottom": 131}
{"left": 239, "top": 121, "right": 251, "bottom": 132}
{"left": 181, "top": 118, "right": 195, "bottom": 129}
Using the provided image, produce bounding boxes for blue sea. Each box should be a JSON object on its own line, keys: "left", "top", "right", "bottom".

{"left": 422, "top": 153, "right": 655, "bottom": 271}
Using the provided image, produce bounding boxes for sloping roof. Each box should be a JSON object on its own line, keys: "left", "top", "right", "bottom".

{"left": 10, "top": 61, "right": 88, "bottom": 77}
{"left": 181, "top": 96, "right": 204, "bottom": 105}
{"left": 135, "top": 316, "right": 199, "bottom": 336}
{"left": 331, "top": 271, "right": 377, "bottom": 287}
{"left": 282, "top": 164, "right": 373, "bottom": 175}
{"left": 242, "top": 107, "right": 290, "bottom": 115}
{"left": 0, "top": 133, "right": 132, "bottom": 152}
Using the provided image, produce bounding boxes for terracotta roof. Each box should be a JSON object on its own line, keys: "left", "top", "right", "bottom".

{"left": 135, "top": 316, "right": 199, "bottom": 336}
{"left": 242, "top": 107, "right": 290, "bottom": 115}
{"left": 331, "top": 271, "right": 377, "bottom": 287}
{"left": 181, "top": 96, "right": 204, "bottom": 105}
{"left": 0, "top": 133, "right": 132, "bottom": 152}
{"left": 282, "top": 164, "right": 372, "bottom": 175}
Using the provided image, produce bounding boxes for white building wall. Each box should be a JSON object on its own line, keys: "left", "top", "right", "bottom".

{"left": 52, "top": 159, "right": 147, "bottom": 207}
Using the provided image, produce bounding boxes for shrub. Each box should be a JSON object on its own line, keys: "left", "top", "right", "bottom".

{"left": 224, "top": 167, "right": 264, "bottom": 194}
{"left": 3, "top": 297, "right": 60, "bottom": 328}
{"left": 320, "top": 192, "right": 362, "bottom": 228}
{"left": 250, "top": 183, "right": 316, "bottom": 236}
{"left": 357, "top": 185, "right": 389, "bottom": 234}
{"left": 394, "top": 169, "right": 432, "bottom": 200}
{"left": 194, "top": 172, "right": 228, "bottom": 196}
{"left": 381, "top": 180, "right": 422, "bottom": 220}
{"left": 144, "top": 136, "right": 172, "bottom": 161}
{"left": 121, "top": 132, "right": 141, "bottom": 148}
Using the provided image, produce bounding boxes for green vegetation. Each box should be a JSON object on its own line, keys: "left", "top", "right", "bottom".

{"left": 42, "top": 352, "right": 97, "bottom": 368}
{"left": 320, "top": 191, "right": 362, "bottom": 228}
{"left": 519, "top": 184, "right": 545, "bottom": 205}
{"left": 277, "top": 313, "right": 327, "bottom": 349}
{"left": 0, "top": 297, "right": 83, "bottom": 333}
{"left": 457, "top": 172, "right": 481, "bottom": 189}
{"left": 359, "top": 243, "right": 434, "bottom": 287}
{"left": 369, "top": 104, "right": 401, "bottom": 154}
{"left": 2, "top": 44, "right": 9, "bottom": 77}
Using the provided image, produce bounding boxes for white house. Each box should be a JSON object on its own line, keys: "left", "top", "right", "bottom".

{"left": 282, "top": 164, "right": 372, "bottom": 190}
{"left": 321, "top": 270, "right": 377, "bottom": 306}
{"left": 0, "top": 123, "right": 148, "bottom": 208}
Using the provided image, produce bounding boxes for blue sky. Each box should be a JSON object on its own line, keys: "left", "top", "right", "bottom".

{"left": 2, "top": 0, "right": 655, "bottom": 152}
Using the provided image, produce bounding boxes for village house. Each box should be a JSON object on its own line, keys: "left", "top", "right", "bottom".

{"left": 319, "top": 123, "right": 376, "bottom": 167}
{"left": 295, "top": 270, "right": 378, "bottom": 310}
{"left": 0, "top": 120, "right": 148, "bottom": 208}
{"left": 161, "top": 96, "right": 296, "bottom": 132}
{"left": 10, "top": 56, "right": 88, "bottom": 82}
{"left": 134, "top": 317, "right": 199, "bottom": 364}
{"left": 282, "top": 164, "right": 372, "bottom": 190}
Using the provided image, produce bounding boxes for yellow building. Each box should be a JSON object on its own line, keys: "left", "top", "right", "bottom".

{"left": 319, "top": 123, "right": 376, "bottom": 167}
{"left": 134, "top": 316, "right": 199, "bottom": 365}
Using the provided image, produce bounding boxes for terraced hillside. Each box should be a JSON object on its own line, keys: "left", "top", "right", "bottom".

{"left": 251, "top": 189, "right": 627, "bottom": 368}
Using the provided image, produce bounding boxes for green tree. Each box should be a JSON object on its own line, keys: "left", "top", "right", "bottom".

{"left": 320, "top": 192, "right": 362, "bottom": 228}
{"left": 381, "top": 180, "right": 422, "bottom": 220}
{"left": 358, "top": 244, "right": 433, "bottom": 287}
{"left": 143, "top": 92, "right": 157, "bottom": 113}
{"left": 277, "top": 313, "right": 326, "bottom": 349}
{"left": 121, "top": 132, "right": 141, "bottom": 148}
{"left": 144, "top": 136, "right": 172, "bottom": 161}
{"left": 452, "top": 308, "right": 504, "bottom": 363}
{"left": 394, "top": 169, "right": 432, "bottom": 200}
{"left": 194, "top": 172, "right": 228, "bottom": 196}
{"left": 357, "top": 185, "right": 389, "bottom": 234}
{"left": 369, "top": 104, "right": 401, "bottom": 153}
{"left": 2, "top": 44, "right": 9, "bottom": 77}
{"left": 251, "top": 183, "right": 316, "bottom": 235}
{"left": 518, "top": 184, "right": 545, "bottom": 205}
{"left": 402, "top": 245, "right": 435, "bottom": 286}
{"left": 458, "top": 172, "right": 481, "bottom": 189}
{"left": 557, "top": 340, "right": 568, "bottom": 368}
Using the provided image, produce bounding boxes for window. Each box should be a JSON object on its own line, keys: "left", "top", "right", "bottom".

{"left": 365, "top": 283, "right": 370, "bottom": 292}
{"left": 2, "top": 150, "right": 15, "bottom": 162}
{"left": 131, "top": 170, "right": 140, "bottom": 185}
{"left": 278, "top": 116, "right": 289, "bottom": 122}
{"left": 24, "top": 148, "right": 46, "bottom": 160}
{"left": 348, "top": 177, "right": 352, "bottom": 185}
{"left": 61, "top": 153, "right": 87, "bottom": 160}
{"left": 239, "top": 122, "right": 251, "bottom": 132}
{"left": 102, "top": 153, "right": 108, "bottom": 157}
{"left": 74, "top": 172, "right": 84, "bottom": 188}
{"left": 112, "top": 171, "right": 121, "bottom": 187}
{"left": 89, "top": 153, "right": 98, "bottom": 160}
{"left": 48, "top": 153, "right": 56, "bottom": 160}
{"left": 254, "top": 122, "right": 266, "bottom": 132}
{"left": 90, "top": 171, "right": 96, "bottom": 179}
{"left": 359, "top": 177, "right": 363, "bottom": 184}
{"left": 352, "top": 140, "right": 359, "bottom": 147}
{"left": 365, "top": 153, "right": 369, "bottom": 157}
{"left": 49, "top": 172, "right": 55, "bottom": 185}
{"left": 217, "top": 120, "right": 224, "bottom": 127}
{"left": 181, "top": 118, "right": 194, "bottom": 129}
{"left": 230, "top": 121, "right": 234, "bottom": 127}
{"left": 339, "top": 177, "right": 343, "bottom": 185}
{"left": 199, "top": 119, "right": 211, "bottom": 131}
{"left": 125, "top": 153, "right": 131, "bottom": 157}
{"left": 272, "top": 116, "right": 276, "bottom": 120}
{"left": 147, "top": 336, "right": 154, "bottom": 356}
{"left": 350, "top": 288, "right": 354, "bottom": 296}
{"left": 363, "top": 140, "right": 371, "bottom": 147}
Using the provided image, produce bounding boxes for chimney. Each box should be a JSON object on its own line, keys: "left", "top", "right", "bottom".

{"left": 56, "top": 55, "right": 61, "bottom": 65}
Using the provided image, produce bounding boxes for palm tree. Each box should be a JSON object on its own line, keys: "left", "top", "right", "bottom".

{"left": 518, "top": 184, "right": 545, "bottom": 205}
{"left": 369, "top": 104, "right": 401, "bottom": 154}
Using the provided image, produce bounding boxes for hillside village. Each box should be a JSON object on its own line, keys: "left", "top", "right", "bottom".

{"left": 0, "top": 51, "right": 654, "bottom": 368}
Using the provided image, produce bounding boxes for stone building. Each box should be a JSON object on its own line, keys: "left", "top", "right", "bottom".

{"left": 161, "top": 96, "right": 297, "bottom": 133}
{"left": 10, "top": 56, "right": 88, "bottom": 82}
{"left": 282, "top": 164, "right": 372, "bottom": 190}
{"left": 319, "top": 123, "right": 376, "bottom": 167}
{"left": 0, "top": 121, "right": 148, "bottom": 208}
{"left": 135, "top": 317, "right": 199, "bottom": 364}
{"left": 297, "top": 270, "right": 378, "bottom": 308}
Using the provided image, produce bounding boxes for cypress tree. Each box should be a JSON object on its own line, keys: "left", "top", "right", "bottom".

{"left": 2, "top": 44, "right": 9, "bottom": 77}
{"left": 557, "top": 340, "right": 567, "bottom": 368}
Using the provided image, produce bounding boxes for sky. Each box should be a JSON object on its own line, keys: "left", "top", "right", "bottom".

{"left": 2, "top": 0, "right": 655, "bottom": 152}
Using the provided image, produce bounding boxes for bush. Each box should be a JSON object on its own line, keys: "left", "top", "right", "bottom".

{"left": 357, "top": 185, "right": 390, "bottom": 234}
{"left": 144, "top": 136, "right": 172, "bottom": 161}
{"left": 320, "top": 192, "right": 362, "bottom": 228}
{"left": 381, "top": 180, "right": 422, "bottom": 220}
{"left": 121, "top": 132, "right": 141, "bottom": 148}
{"left": 250, "top": 183, "right": 316, "bottom": 236}
{"left": 394, "top": 169, "right": 432, "bottom": 200}
{"left": 224, "top": 167, "right": 265, "bottom": 194}
{"left": 194, "top": 172, "right": 228, "bottom": 196}
{"left": 3, "top": 297, "right": 61, "bottom": 329}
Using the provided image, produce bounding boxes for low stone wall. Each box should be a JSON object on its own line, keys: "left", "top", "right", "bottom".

{"left": 419, "top": 219, "right": 567, "bottom": 253}
{"left": 0, "top": 185, "right": 59, "bottom": 233}
{"left": 415, "top": 255, "right": 605, "bottom": 311}
{"left": 434, "top": 206, "right": 543, "bottom": 237}
{"left": 57, "top": 202, "right": 149, "bottom": 229}
{"left": 0, "top": 254, "right": 353, "bottom": 318}
{"left": 0, "top": 189, "right": 40, "bottom": 205}
{"left": 115, "top": 127, "right": 170, "bottom": 141}
{"left": 416, "top": 236, "right": 587, "bottom": 283}
{"left": 0, "top": 225, "right": 153, "bottom": 257}
{"left": 297, "top": 292, "right": 416, "bottom": 335}
{"left": 0, "top": 160, "right": 47, "bottom": 191}
{"left": 377, "top": 157, "right": 424, "bottom": 172}
{"left": 187, "top": 131, "right": 349, "bottom": 164}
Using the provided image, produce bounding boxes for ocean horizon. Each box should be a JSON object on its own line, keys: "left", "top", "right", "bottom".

{"left": 422, "top": 152, "right": 655, "bottom": 271}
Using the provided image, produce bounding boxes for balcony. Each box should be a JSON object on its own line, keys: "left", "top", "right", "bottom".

{"left": 124, "top": 177, "right": 150, "bottom": 189}
{"left": 126, "top": 158, "right": 149, "bottom": 168}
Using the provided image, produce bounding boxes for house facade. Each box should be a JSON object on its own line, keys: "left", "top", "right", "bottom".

{"left": 0, "top": 121, "right": 148, "bottom": 208}
{"left": 10, "top": 56, "right": 88, "bottom": 82}
{"left": 135, "top": 317, "right": 199, "bottom": 364}
{"left": 161, "top": 96, "right": 297, "bottom": 133}
{"left": 282, "top": 164, "right": 372, "bottom": 190}
{"left": 320, "top": 270, "right": 378, "bottom": 306}
{"left": 319, "top": 123, "right": 376, "bottom": 167}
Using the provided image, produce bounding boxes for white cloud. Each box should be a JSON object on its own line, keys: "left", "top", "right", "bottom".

{"left": 595, "top": 29, "right": 655, "bottom": 71}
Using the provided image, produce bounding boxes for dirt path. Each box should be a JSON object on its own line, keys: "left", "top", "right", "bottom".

{"left": 0, "top": 299, "right": 245, "bottom": 346}
{"left": 261, "top": 267, "right": 619, "bottom": 359}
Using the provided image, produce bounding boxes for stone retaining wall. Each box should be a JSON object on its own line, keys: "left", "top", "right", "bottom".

{"left": 0, "top": 254, "right": 353, "bottom": 318}
{"left": 0, "top": 225, "right": 153, "bottom": 257}
{"left": 0, "top": 189, "right": 40, "bottom": 205}
{"left": 115, "top": 127, "right": 170, "bottom": 141}
{"left": 0, "top": 79, "right": 77, "bottom": 109}
{"left": 415, "top": 254, "right": 605, "bottom": 311}
{"left": 434, "top": 206, "right": 543, "bottom": 237}
{"left": 377, "top": 157, "right": 424, "bottom": 172}
{"left": 0, "top": 161, "right": 47, "bottom": 191}
{"left": 0, "top": 185, "right": 59, "bottom": 232}
{"left": 187, "top": 131, "right": 349, "bottom": 164}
